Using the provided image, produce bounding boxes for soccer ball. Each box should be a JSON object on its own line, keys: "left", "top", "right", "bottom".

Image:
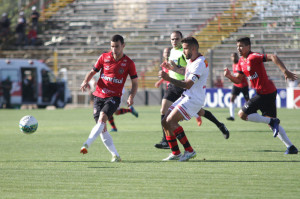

{"left": 19, "top": 115, "right": 38, "bottom": 134}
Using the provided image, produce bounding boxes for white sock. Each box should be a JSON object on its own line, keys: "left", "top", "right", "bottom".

{"left": 277, "top": 125, "right": 293, "bottom": 147}
{"left": 229, "top": 102, "right": 235, "bottom": 118}
{"left": 247, "top": 113, "right": 271, "bottom": 124}
{"left": 100, "top": 131, "right": 119, "bottom": 157}
{"left": 84, "top": 122, "right": 105, "bottom": 148}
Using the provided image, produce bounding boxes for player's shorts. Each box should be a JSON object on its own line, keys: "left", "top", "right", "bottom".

{"left": 232, "top": 85, "right": 249, "bottom": 100}
{"left": 242, "top": 91, "right": 277, "bottom": 117}
{"left": 163, "top": 83, "right": 185, "bottom": 102}
{"left": 169, "top": 94, "right": 203, "bottom": 120}
{"left": 93, "top": 96, "right": 121, "bottom": 122}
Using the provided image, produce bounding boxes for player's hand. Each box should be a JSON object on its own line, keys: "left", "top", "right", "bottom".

{"left": 160, "top": 61, "right": 173, "bottom": 70}
{"left": 127, "top": 95, "right": 134, "bottom": 106}
{"left": 223, "top": 67, "right": 231, "bottom": 78}
{"left": 284, "top": 70, "right": 298, "bottom": 81}
{"left": 80, "top": 82, "right": 88, "bottom": 92}
{"left": 159, "top": 70, "right": 170, "bottom": 81}
{"left": 154, "top": 80, "right": 161, "bottom": 88}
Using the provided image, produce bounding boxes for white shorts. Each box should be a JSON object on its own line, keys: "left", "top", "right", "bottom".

{"left": 169, "top": 95, "right": 204, "bottom": 120}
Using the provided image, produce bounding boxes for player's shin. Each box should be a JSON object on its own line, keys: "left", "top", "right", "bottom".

{"left": 277, "top": 125, "right": 293, "bottom": 147}
{"left": 100, "top": 131, "right": 119, "bottom": 157}
{"left": 247, "top": 113, "right": 270, "bottom": 123}
{"left": 174, "top": 126, "right": 193, "bottom": 152}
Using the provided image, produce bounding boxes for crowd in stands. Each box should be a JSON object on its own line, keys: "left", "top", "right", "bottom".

{"left": 0, "top": 6, "right": 40, "bottom": 47}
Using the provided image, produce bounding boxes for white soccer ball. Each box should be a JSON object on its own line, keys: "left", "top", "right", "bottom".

{"left": 19, "top": 115, "right": 38, "bottom": 134}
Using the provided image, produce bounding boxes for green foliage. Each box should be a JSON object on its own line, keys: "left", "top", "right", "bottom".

{"left": 0, "top": 107, "right": 299, "bottom": 198}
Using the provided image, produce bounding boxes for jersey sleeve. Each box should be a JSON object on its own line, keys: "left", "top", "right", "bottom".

{"left": 187, "top": 59, "right": 206, "bottom": 82}
{"left": 93, "top": 54, "right": 104, "bottom": 72}
{"left": 250, "top": 53, "right": 265, "bottom": 66}
{"left": 236, "top": 61, "right": 244, "bottom": 74}
{"left": 128, "top": 60, "right": 138, "bottom": 79}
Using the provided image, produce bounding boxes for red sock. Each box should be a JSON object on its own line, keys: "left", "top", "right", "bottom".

{"left": 166, "top": 135, "right": 181, "bottom": 155}
{"left": 108, "top": 116, "right": 117, "bottom": 129}
{"left": 173, "top": 126, "right": 193, "bottom": 152}
{"left": 115, "top": 108, "right": 131, "bottom": 115}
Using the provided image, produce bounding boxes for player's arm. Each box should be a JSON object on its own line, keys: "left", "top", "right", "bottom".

{"left": 127, "top": 77, "right": 138, "bottom": 106}
{"left": 224, "top": 67, "right": 244, "bottom": 84}
{"left": 80, "top": 69, "right": 97, "bottom": 92}
{"left": 159, "top": 70, "right": 194, "bottom": 89}
{"left": 161, "top": 61, "right": 185, "bottom": 75}
{"left": 266, "top": 54, "right": 298, "bottom": 81}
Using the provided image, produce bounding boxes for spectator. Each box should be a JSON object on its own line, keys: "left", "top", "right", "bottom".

{"left": 1, "top": 76, "right": 12, "bottom": 108}
{"left": 28, "top": 26, "right": 37, "bottom": 46}
{"left": 0, "top": 13, "right": 10, "bottom": 41}
{"left": 31, "top": 6, "right": 40, "bottom": 29}
{"left": 214, "top": 75, "right": 224, "bottom": 88}
{"left": 15, "top": 17, "right": 26, "bottom": 46}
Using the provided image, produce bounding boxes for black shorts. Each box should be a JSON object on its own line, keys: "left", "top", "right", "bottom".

{"left": 242, "top": 91, "right": 277, "bottom": 118}
{"left": 163, "top": 83, "right": 185, "bottom": 102}
{"left": 232, "top": 85, "right": 249, "bottom": 100}
{"left": 93, "top": 96, "right": 121, "bottom": 122}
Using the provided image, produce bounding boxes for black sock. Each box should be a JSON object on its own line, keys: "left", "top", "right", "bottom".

{"left": 203, "top": 110, "right": 221, "bottom": 127}
{"left": 161, "top": 115, "right": 166, "bottom": 141}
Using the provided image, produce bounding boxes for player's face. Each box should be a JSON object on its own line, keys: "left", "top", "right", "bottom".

{"left": 182, "top": 43, "right": 192, "bottom": 59}
{"left": 111, "top": 41, "right": 125, "bottom": 57}
{"left": 163, "top": 48, "right": 170, "bottom": 60}
{"left": 170, "top": 33, "right": 182, "bottom": 49}
{"left": 237, "top": 42, "right": 250, "bottom": 57}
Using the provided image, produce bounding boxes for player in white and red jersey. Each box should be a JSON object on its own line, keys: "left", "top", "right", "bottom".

{"left": 159, "top": 37, "right": 208, "bottom": 161}
{"left": 227, "top": 52, "right": 249, "bottom": 121}
{"left": 224, "top": 37, "right": 298, "bottom": 154}
{"left": 79, "top": 34, "right": 138, "bottom": 162}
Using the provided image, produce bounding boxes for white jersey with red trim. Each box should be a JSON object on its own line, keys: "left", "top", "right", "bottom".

{"left": 183, "top": 55, "right": 209, "bottom": 103}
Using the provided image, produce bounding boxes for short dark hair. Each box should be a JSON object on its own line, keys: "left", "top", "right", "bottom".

{"left": 111, "top": 34, "right": 124, "bottom": 44}
{"left": 181, "top": 37, "right": 199, "bottom": 49}
{"left": 236, "top": 37, "right": 251, "bottom": 46}
{"left": 171, "top": 31, "right": 183, "bottom": 38}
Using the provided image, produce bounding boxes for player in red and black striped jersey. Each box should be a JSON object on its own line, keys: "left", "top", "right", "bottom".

{"left": 224, "top": 37, "right": 298, "bottom": 154}
{"left": 227, "top": 52, "right": 249, "bottom": 121}
{"left": 79, "top": 34, "right": 138, "bottom": 162}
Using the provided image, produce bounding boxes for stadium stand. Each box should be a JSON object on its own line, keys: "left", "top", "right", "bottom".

{"left": 1, "top": 0, "right": 300, "bottom": 105}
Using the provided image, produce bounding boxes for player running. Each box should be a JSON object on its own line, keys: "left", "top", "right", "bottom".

{"left": 224, "top": 37, "right": 298, "bottom": 154}
{"left": 80, "top": 34, "right": 138, "bottom": 162}
{"left": 227, "top": 52, "right": 249, "bottom": 121}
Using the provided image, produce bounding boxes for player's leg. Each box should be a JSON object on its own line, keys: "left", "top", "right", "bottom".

{"left": 227, "top": 86, "right": 239, "bottom": 121}
{"left": 198, "top": 108, "right": 230, "bottom": 139}
{"left": 80, "top": 97, "right": 106, "bottom": 154}
{"left": 259, "top": 93, "right": 297, "bottom": 154}
{"left": 99, "top": 97, "right": 122, "bottom": 160}
{"left": 154, "top": 98, "right": 173, "bottom": 149}
{"left": 240, "top": 93, "right": 280, "bottom": 136}
{"left": 108, "top": 115, "right": 117, "bottom": 132}
{"left": 161, "top": 109, "right": 182, "bottom": 160}
{"left": 162, "top": 97, "right": 196, "bottom": 161}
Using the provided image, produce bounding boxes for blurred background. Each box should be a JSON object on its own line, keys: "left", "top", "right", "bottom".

{"left": 0, "top": 0, "right": 299, "bottom": 108}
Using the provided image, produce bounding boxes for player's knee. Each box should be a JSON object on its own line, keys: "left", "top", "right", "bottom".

{"left": 238, "top": 110, "right": 247, "bottom": 120}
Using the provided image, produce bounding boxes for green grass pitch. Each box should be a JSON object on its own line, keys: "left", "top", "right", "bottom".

{"left": 0, "top": 106, "right": 299, "bottom": 198}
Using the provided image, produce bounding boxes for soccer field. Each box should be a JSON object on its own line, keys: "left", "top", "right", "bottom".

{"left": 0, "top": 106, "right": 299, "bottom": 199}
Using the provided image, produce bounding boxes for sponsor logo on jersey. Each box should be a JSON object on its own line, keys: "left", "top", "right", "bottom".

{"left": 104, "top": 65, "right": 110, "bottom": 70}
{"left": 104, "top": 59, "right": 110, "bottom": 63}
{"left": 101, "top": 74, "right": 123, "bottom": 84}
{"left": 123, "top": 59, "right": 127, "bottom": 62}
{"left": 118, "top": 68, "right": 124, "bottom": 74}
{"left": 247, "top": 72, "right": 258, "bottom": 81}
{"left": 121, "top": 63, "right": 126, "bottom": 67}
